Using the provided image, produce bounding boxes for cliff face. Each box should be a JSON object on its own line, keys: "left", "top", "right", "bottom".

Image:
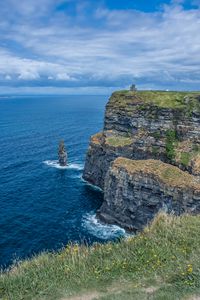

{"left": 98, "top": 158, "right": 200, "bottom": 231}
{"left": 83, "top": 91, "right": 200, "bottom": 189}
{"left": 104, "top": 91, "right": 200, "bottom": 140}
{"left": 83, "top": 132, "right": 133, "bottom": 188}
{"left": 83, "top": 90, "right": 200, "bottom": 231}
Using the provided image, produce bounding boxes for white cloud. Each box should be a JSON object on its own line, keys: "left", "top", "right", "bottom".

{"left": 5, "top": 74, "right": 11, "bottom": 80}
{"left": 18, "top": 70, "right": 40, "bottom": 80}
{"left": 0, "top": 1, "right": 199, "bottom": 91}
{"left": 56, "top": 73, "right": 71, "bottom": 80}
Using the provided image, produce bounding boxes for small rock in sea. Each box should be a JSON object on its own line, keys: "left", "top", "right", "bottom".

{"left": 58, "top": 140, "right": 67, "bottom": 166}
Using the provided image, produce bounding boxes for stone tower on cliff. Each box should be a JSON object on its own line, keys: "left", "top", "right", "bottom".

{"left": 130, "top": 84, "right": 137, "bottom": 91}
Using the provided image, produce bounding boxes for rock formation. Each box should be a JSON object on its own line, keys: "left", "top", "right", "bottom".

{"left": 58, "top": 140, "right": 67, "bottom": 166}
{"left": 83, "top": 90, "right": 200, "bottom": 231}
{"left": 84, "top": 91, "right": 200, "bottom": 189}
{"left": 98, "top": 158, "right": 200, "bottom": 231}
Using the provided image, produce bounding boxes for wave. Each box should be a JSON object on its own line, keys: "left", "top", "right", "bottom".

{"left": 81, "top": 178, "right": 103, "bottom": 192}
{"left": 82, "top": 213, "right": 126, "bottom": 240}
{"left": 68, "top": 163, "right": 84, "bottom": 171}
{"left": 43, "top": 160, "right": 83, "bottom": 170}
{"left": 71, "top": 173, "right": 83, "bottom": 179}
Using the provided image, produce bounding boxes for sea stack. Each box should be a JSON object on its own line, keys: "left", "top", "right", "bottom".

{"left": 58, "top": 140, "right": 67, "bottom": 166}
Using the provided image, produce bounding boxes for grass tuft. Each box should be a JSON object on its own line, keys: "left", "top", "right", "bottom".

{"left": 1, "top": 214, "right": 200, "bottom": 299}
{"left": 106, "top": 136, "right": 132, "bottom": 147}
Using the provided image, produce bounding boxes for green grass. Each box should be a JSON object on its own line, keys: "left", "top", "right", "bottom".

{"left": 152, "top": 145, "right": 159, "bottom": 156}
{"left": 106, "top": 136, "right": 132, "bottom": 147}
{"left": 90, "top": 133, "right": 132, "bottom": 148}
{"left": 174, "top": 142, "right": 200, "bottom": 168}
{"left": 109, "top": 90, "right": 200, "bottom": 111}
{"left": 193, "top": 144, "right": 200, "bottom": 153}
{"left": 180, "top": 152, "right": 191, "bottom": 167}
{"left": 1, "top": 214, "right": 200, "bottom": 300}
{"left": 165, "top": 129, "right": 178, "bottom": 161}
{"left": 113, "top": 157, "right": 200, "bottom": 189}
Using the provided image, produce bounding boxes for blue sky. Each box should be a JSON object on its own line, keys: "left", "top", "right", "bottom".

{"left": 0, "top": 0, "right": 200, "bottom": 94}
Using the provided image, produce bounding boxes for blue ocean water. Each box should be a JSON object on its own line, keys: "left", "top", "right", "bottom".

{"left": 0, "top": 95, "right": 126, "bottom": 269}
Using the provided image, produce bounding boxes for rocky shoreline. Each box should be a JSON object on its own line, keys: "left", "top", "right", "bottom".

{"left": 83, "top": 90, "right": 200, "bottom": 231}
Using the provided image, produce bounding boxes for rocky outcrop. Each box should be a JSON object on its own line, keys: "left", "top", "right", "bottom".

{"left": 104, "top": 91, "right": 200, "bottom": 140}
{"left": 83, "top": 91, "right": 200, "bottom": 189}
{"left": 83, "top": 132, "right": 133, "bottom": 189}
{"left": 58, "top": 140, "right": 67, "bottom": 166}
{"left": 83, "top": 90, "right": 200, "bottom": 231}
{"left": 98, "top": 158, "right": 200, "bottom": 232}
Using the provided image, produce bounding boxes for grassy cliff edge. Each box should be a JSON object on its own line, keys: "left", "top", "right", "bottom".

{"left": 1, "top": 214, "right": 200, "bottom": 300}
{"left": 108, "top": 90, "right": 200, "bottom": 111}
{"left": 113, "top": 157, "right": 200, "bottom": 190}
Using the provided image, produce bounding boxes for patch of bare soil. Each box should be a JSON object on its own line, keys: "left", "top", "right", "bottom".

{"left": 62, "top": 291, "right": 99, "bottom": 300}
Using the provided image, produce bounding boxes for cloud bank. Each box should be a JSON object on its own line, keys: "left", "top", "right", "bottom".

{"left": 0, "top": 0, "right": 199, "bottom": 93}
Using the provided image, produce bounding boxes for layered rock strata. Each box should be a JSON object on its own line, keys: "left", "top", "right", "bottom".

{"left": 98, "top": 158, "right": 200, "bottom": 231}
{"left": 83, "top": 91, "right": 200, "bottom": 189}
{"left": 83, "top": 90, "right": 200, "bottom": 230}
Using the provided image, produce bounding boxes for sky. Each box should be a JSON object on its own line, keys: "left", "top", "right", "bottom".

{"left": 0, "top": 0, "right": 200, "bottom": 94}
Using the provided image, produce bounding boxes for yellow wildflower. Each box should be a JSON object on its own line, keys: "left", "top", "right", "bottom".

{"left": 187, "top": 264, "right": 193, "bottom": 273}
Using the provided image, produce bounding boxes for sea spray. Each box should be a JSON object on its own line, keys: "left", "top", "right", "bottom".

{"left": 82, "top": 213, "right": 127, "bottom": 240}
{"left": 43, "top": 160, "right": 83, "bottom": 171}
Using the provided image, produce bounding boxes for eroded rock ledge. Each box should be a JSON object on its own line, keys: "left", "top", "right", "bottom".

{"left": 83, "top": 90, "right": 200, "bottom": 230}
{"left": 98, "top": 158, "right": 200, "bottom": 231}
{"left": 83, "top": 91, "right": 200, "bottom": 190}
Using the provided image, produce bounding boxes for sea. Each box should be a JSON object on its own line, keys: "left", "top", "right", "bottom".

{"left": 0, "top": 95, "right": 126, "bottom": 269}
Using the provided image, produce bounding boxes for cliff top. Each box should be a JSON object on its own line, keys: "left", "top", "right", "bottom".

{"left": 113, "top": 157, "right": 200, "bottom": 190}
{"left": 108, "top": 90, "right": 200, "bottom": 110}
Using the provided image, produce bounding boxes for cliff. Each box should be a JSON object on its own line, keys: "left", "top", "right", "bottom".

{"left": 84, "top": 90, "right": 200, "bottom": 190}
{"left": 83, "top": 90, "right": 200, "bottom": 230}
{"left": 98, "top": 158, "right": 200, "bottom": 231}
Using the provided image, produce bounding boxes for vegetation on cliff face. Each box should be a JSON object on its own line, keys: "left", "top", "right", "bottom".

{"left": 91, "top": 132, "right": 103, "bottom": 145}
{"left": 1, "top": 214, "right": 200, "bottom": 300}
{"left": 91, "top": 132, "right": 132, "bottom": 147}
{"left": 165, "top": 130, "right": 178, "bottom": 161}
{"left": 85, "top": 89, "right": 200, "bottom": 188}
{"left": 108, "top": 90, "right": 200, "bottom": 111}
{"left": 175, "top": 142, "right": 200, "bottom": 167}
{"left": 106, "top": 136, "right": 132, "bottom": 147}
{"left": 113, "top": 157, "right": 200, "bottom": 190}
{"left": 90, "top": 130, "right": 200, "bottom": 172}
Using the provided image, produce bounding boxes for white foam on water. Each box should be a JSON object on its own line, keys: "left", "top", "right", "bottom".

{"left": 81, "top": 178, "right": 103, "bottom": 192}
{"left": 43, "top": 160, "right": 83, "bottom": 170}
{"left": 82, "top": 213, "right": 126, "bottom": 240}
{"left": 43, "top": 160, "right": 67, "bottom": 169}
{"left": 68, "top": 163, "right": 84, "bottom": 171}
